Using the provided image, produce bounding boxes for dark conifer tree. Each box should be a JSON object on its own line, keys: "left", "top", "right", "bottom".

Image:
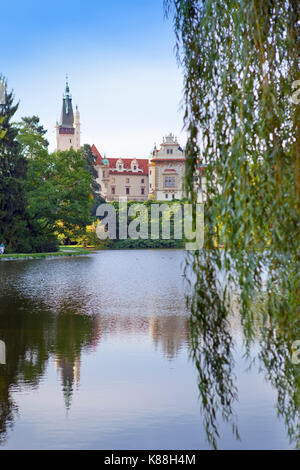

{"left": 0, "top": 77, "right": 30, "bottom": 252}
{"left": 81, "top": 144, "right": 105, "bottom": 216}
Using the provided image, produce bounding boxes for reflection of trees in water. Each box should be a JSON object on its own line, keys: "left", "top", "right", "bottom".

{"left": 0, "top": 286, "right": 190, "bottom": 445}
{"left": 187, "top": 253, "right": 300, "bottom": 449}
{"left": 0, "top": 382, "right": 18, "bottom": 445}
{"left": 0, "top": 295, "right": 53, "bottom": 444}
{"left": 0, "top": 291, "right": 100, "bottom": 445}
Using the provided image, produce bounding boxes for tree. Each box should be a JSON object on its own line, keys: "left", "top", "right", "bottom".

{"left": 81, "top": 144, "right": 105, "bottom": 215}
{"left": 26, "top": 148, "right": 94, "bottom": 246}
{"left": 0, "top": 77, "right": 31, "bottom": 252}
{"left": 16, "top": 115, "right": 49, "bottom": 159}
{"left": 166, "top": 0, "right": 300, "bottom": 448}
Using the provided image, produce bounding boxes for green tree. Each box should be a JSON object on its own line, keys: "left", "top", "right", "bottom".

{"left": 26, "top": 148, "right": 93, "bottom": 246}
{"left": 166, "top": 0, "right": 300, "bottom": 448}
{"left": 81, "top": 144, "right": 105, "bottom": 215}
{"left": 0, "top": 77, "right": 31, "bottom": 252}
{"left": 16, "top": 115, "right": 49, "bottom": 159}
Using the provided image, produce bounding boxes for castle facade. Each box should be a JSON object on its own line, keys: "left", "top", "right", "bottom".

{"left": 56, "top": 80, "right": 189, "bottom": 201}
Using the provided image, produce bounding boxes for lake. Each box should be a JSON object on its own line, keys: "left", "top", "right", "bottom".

{"left": 0, "top": 250, "right": 293, "bottom": 449}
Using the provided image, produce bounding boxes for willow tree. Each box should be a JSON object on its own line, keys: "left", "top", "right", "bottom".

{"left": 165, "top": 0, "right": 300, "bottom": 448}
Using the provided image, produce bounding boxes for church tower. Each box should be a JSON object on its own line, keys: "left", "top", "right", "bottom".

{"left": 56, "top": 77, "right": 81, "bottom": 151}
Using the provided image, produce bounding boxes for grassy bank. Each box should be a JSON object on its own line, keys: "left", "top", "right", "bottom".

{"left": 0, "top": 247, "right": 91, "bottom": 261}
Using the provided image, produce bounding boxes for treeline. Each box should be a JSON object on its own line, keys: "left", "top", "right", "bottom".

{"left": 0, "top": 77, "right": 103, "bottom": 253}
{"left": 0, "top": 76, "right": 187, "bottom": 253}
{"left": 95, "top": 200, "right": 187, "bottom": 249}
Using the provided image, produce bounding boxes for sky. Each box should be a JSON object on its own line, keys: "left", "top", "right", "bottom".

{"left": 1, "top": 0, "right": 186, "bottom": 157}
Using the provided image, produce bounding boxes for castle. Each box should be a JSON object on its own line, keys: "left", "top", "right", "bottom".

{"left": 56, "top": 79, "right": 187, "bottom": 201}
{"left": 56, "top": 78, "right": 81, "bottom": 152}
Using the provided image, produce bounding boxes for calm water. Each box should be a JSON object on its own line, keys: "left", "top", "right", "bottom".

{"left": 0, "top": 250, "right": 293, "bottom": 449}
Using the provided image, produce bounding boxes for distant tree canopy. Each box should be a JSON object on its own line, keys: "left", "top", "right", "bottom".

{"left": 0, "top": 78, "right": 95, "bottom": 252}
{"left": 0, "top": 77, "right": 29, "bottom": 252}
{"left": 81, "top": 144, "right": 105, "bottom": 215}
{"left": 16, "top": 115, "right": 49, "bottom": 158}
{"left": 165, "top": 0, "right": 300, "bottom": 449}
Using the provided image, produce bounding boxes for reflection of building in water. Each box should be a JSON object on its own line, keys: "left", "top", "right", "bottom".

{"left": 94, "top": 314, "right": 189, "bottom": 360}
{"left": 54, "top": 356, "right": 81, "bottom": 411}
{"left": 53, "top": 313, "right": 189, "bottom": 411}
{"left": 149, "top": 316, "right": 190, "bottom": 360}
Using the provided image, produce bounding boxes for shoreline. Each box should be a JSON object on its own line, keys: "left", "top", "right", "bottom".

{"left": 0, "top": 247, "right": 91, "bottom": 261}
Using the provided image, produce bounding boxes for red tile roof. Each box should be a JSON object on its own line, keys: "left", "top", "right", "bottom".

{"left": 150, "top": 158, "right": 186, "bottom": 162}
{"left": 92, "top": 144, "right": 149, "bottom": 175}
{"left": 91, "top": 144, "right": 103, "bottom": 161}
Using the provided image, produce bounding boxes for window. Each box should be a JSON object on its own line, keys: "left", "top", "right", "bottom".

{"left": 141, "top": 188, "right": 145, "bottom": 195}
{"left": 150, "top": 170, "right": 152, "bottom": 175}
{"left": 165, "top": 194, "right": 168, "bottom": 199}
{"left": 164, "top": 176, "right": 175, "bottom": 188}
{"left": 141, "top": 179, "right": 144, "bottom": 184}
{"left": 126, "top": 187, "right": 130, "bottom": 195}
{"left": 134, "top": 166, "right": 137, "bottom": 170}
{"left": 126, "top": 178, "right": 130, "bottom": 184}
{"left": 111, "top": 187, "right": 115, "bottom": 195}
{"left": 172, "top": 194, "right": 175, "bottom": 200}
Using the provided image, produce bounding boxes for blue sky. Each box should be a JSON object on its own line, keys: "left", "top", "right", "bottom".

{"left": 1, "top": 0, "right": 185, "bottom": 156}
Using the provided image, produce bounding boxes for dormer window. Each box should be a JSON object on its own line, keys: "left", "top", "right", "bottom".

{"left": 131, "top": 159, "right": 138, "bottom": 171}
{"left": 117, "top": 159, "right": 123, "bottom": 171}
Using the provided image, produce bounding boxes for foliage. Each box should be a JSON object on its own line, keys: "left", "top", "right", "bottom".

{"left": 96, "top": 199, "right": 186, "bottom": 249}
{"left": 166, "top": 0, "right": 300, "bottom": 448}
{"left": 81, "top": 144, "right": 105, "bottom": 216}
{"left": 16, "top": 115, "right": 49, "bottom": 159}
{"left": 0, "top": 77, "right": 32, "bottom": 253}
{"left": 73, "top": 221, "right": 114, "bottom": 248}
{"left": 0, "top": 79, "right": 95, "bottom": 253}
{"left": 26, "top": 148, "right": 94, "bottom": 245}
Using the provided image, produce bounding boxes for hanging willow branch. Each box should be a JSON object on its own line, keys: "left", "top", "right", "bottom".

{"left": 165, "top": 0, "right": 300, "bottom": 448}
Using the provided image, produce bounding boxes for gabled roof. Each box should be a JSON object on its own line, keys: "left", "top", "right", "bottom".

{"left": 92, "top": 144, "right": 149, "bottom": 175}
{"left": 91, "top": 144, "right": 102, "bottom": 161}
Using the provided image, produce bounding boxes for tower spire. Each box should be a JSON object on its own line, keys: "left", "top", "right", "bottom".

{"left": 56, "top": 77, "right": 80, "bottom": 151}
{"left": 65, "top": 74, "right": 70, "bottom": 95}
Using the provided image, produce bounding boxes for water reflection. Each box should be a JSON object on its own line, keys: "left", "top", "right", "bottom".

{"left": 186, "top": 253, "right": 300, "bottom": 449}
{"left": 0, "top": 252, "right": 190, "bottom": 446}
{"left": 0, "top": 251, "right": 297, "bottom": 449}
